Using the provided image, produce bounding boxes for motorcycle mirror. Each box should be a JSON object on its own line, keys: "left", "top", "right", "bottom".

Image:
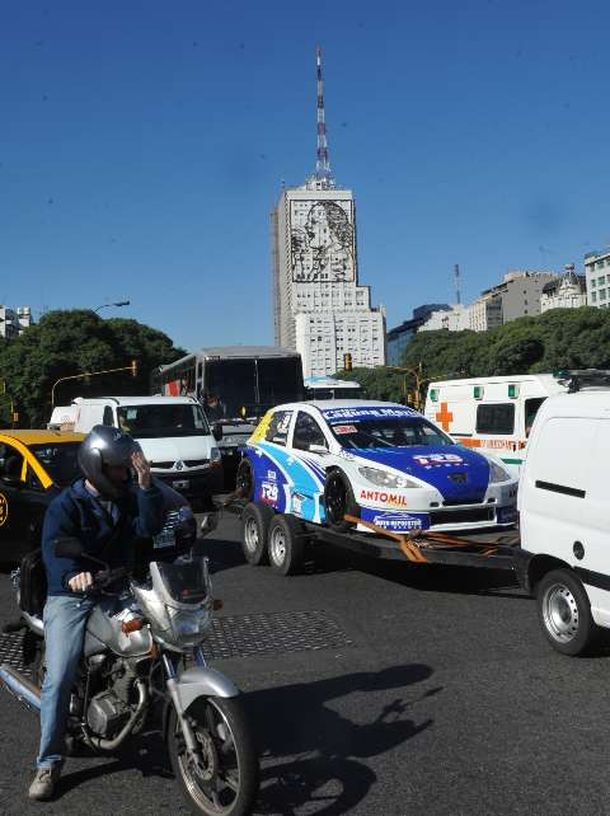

{"left": 54, "top": 537, "right": 85, "bottom": 559}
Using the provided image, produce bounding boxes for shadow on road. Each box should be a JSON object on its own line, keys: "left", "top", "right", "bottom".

{"left": 308, "top": 545, "right": 529, "bottom": 599}
{"left": 53, "top": 663, "right": 437, "bottom": 816}
{"left": 249, "top": 662, "right": 437, "bottom": 815}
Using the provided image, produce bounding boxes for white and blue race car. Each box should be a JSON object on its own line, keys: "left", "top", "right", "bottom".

{"left": 237, "top": 400, "right": 518, "bottom": 534}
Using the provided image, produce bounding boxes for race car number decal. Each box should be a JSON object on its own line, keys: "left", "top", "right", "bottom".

{"left": 261, "top": 481, "right": 279, "bottom": 503}
{"left": 412, "top": 453, "right": 463, "bottom": 467}
{"left": 0, "top": 494, "right": 8, "bottom": 526}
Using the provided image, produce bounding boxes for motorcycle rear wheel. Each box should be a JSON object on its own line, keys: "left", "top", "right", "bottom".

{"left": 168, "top": 695, "right": 259, "bottom": 816}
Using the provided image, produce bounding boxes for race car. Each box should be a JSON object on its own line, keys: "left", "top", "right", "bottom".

{"left": 236, "top": 400, "right": 518, "bottom": 534}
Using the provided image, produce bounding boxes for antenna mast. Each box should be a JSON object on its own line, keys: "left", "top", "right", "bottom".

{"left": 314, "top": 46, "right": 334, "bottom": 188}
{"left": 454, "top": 263, "right": 461, "bottom": 305}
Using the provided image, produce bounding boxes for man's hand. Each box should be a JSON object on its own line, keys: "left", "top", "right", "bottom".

{"left": 68, "top": 572, "right": 93, "bottom": 592}
{"left": 131, "top": 449, "right": 152, "bottom": 489}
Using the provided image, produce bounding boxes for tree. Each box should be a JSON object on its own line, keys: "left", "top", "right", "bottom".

{"left": 0, "top": 310, "right": 185, "bottom": 427}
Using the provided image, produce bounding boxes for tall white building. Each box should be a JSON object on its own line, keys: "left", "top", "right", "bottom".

{"left": 271, "top": 49, "right": 385, "bottom": 378}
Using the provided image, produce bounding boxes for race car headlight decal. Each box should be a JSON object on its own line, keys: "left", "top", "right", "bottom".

{"left": 358, "top": 466, "right": 418, "bottom": 489}
{"left": 489, "top": 460, "right": 511, "bottom": 483}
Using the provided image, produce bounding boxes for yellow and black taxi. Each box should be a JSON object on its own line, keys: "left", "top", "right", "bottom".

{"left": 0, "top": 429, "right": 201, "bottom": 564}
{"left": 0, "top": 429, "right": 85, "bottom": 562}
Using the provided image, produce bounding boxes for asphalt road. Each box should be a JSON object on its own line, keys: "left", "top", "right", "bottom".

{"left": 1, "top": 514, "right": 610, "bottom": 816}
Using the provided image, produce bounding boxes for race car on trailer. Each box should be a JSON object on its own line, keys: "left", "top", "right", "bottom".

{"left": 233, "top": 400, "right": 520, "bottom": 575}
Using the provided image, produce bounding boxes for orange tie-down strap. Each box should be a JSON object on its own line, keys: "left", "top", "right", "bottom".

{"left": 343, "top": 515, "right": 503, "bottom": 562}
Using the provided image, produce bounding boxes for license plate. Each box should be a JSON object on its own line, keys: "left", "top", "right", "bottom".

{"left": 153, "top": 529, "right": 176, "bottom": 549}
{"left": 172, "top": 479, "right": 189, "bottom": 490}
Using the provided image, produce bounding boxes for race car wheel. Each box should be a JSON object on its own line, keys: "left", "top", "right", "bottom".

{"left": 323, "top": 470, "right": 359, "bottom": 532}
{"left": 267, "top": 514, "right": 305, "bottom": 576}
{"left": 235, "top": 457, "right": 254, "bottom": 501}
{"left": 241, "top": 502, "right": 273, "bottom": 566}
{"left": 536, "top": 568, "right": 598, "bottom": 656}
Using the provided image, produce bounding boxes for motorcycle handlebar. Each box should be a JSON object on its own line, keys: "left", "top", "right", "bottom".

{"left": 82, "top": 566, "right": 129, "bottom": 595}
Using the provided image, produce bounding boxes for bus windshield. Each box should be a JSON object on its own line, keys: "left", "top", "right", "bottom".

{"left": 117, "top": 404, "right": 210, "bottom": 438}
{"left": 206, "top": 357, "right": 303, "bottom": 418}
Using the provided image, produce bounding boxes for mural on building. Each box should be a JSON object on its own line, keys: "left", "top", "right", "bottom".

{"left": 290, "top": 200, "right": 355, "bottom": 282}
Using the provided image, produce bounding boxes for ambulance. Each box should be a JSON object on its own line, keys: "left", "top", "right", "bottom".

{"left": 424, "top": 374, "right": 567, "bottom": 476}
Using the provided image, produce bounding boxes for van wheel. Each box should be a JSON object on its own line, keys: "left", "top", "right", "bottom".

{"left": 235, "top": 458, "right": 254, "bottom": 501}
{"left": 241, "top": 502, "right": 273, "bottom": 565}
{"left": 323, "top": 470, "right": 359, "bottom": 532}
{"left": 537, "top": 569, "right": 598, "bottom": 656}
{"left": 267, "top": 514, "right": 305, "bottom": 576}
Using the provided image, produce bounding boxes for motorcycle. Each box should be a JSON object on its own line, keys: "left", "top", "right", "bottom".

{"left": 0, "top": 526, "right": 260, "bottom": 816}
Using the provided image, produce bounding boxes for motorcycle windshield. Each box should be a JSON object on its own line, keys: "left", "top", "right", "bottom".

{"left": 153, "top": 557, "right": 209, "bottom": 605}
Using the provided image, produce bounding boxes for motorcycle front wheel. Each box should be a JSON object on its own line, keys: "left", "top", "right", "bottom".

{"left": 167, "top": 695, "right": 259, "bottom": 816}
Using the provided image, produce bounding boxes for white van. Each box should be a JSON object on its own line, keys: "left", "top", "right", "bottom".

{"left": 518, "top": 385, "right": 610, "bottom": 655}
{"left": 424, "top": 374, "right": 567, "bottom": 476}
{"left": 69, "top": 396, "right": 223, "bottom": 507}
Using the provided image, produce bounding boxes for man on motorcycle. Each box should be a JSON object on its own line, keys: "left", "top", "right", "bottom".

{"left": 29, "top": 425, "right": 165, "bottom": 802}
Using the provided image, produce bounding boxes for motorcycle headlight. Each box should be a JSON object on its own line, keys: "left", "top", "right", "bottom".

{"left": 168, "top": 605, "right": 212, "bottom": 645}
{"left": 358, "top": 466, "right": 419, "bottom": 489}
{"left": 489, "top": 460, "right": 511, "bottom": 483}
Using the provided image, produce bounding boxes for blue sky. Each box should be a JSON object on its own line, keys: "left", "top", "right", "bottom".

{"left": 2, "top": 0, "right": 610, "bottom": 352}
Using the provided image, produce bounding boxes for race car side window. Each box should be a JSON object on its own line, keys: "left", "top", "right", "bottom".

{"left": 265, "top": 410, "right": 293, "bottom": 447}
{"left": 293, "top": 411, "right": 327, "bottom": 451}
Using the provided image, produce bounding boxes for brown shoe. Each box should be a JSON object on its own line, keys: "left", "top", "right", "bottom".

{"left": 28, "top": 766, "right": 61, "bottom": 801}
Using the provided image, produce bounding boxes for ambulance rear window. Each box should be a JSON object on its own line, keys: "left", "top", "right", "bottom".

{"left": 476, "top": 403, "right": 515, "bottom": 435}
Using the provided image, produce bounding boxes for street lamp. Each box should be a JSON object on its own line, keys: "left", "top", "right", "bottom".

{"left": 94, "top": 300, "right": 130, "bottom": 314}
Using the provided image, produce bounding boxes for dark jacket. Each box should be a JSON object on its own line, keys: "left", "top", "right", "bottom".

{"left": 42, "top": 478, "right": 165, "bottom": 596}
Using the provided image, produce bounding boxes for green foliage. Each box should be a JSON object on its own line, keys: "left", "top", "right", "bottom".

{"left": 334, "top": 307, "right": 610, "bottom": 403}
{"left": 400, "top": 307, "right": 610, "bottom": 381}
{"left": 0, "top": 310, "right": 185, "bottom": 427}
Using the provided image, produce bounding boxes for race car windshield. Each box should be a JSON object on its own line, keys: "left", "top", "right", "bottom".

{"left": 30, "top": 442, "right": 81, "bottom": 486}
{"left": 329, "top": 417, "right": 454, "bottom": 450}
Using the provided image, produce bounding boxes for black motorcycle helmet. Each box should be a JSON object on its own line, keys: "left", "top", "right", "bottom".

{"left": 77, "top": 424, "right": 139, "bottom": 498}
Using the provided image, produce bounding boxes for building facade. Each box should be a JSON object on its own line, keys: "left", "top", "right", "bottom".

{"left": 539, "top": 264, "right": 587, "bottom": 312}
{"left": 468, "top": 270, "right": 556, "bottom": 331}
{"left": 419, "top": 304, "right": 469, "bottom": 332}
{"left": 270, "top": 50, "right": 385, "bottom": 378}
{"left": 386, "top": 304, "right": 450, "bottom": 365}
{"left": 584, "top": 249, "right": 610, "bottom": 309}
{"left": 0, "top": 306, "right": 32, "bottom": 339}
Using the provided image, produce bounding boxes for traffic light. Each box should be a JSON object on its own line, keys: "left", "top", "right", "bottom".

{"left": 131, "top": 359, "right": 138, "bottom": 378}
{"left": 343, "top": 352, "right": 352, "bottom": 372}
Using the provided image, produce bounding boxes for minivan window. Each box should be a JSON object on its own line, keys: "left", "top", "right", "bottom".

{"left": 476, "top": 403, "right": 515, "bottom": 435}
{"left": 116, "top": 404, "right": 210, "bottom": 438}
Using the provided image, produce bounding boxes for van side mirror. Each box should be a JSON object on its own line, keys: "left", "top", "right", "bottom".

{"left": 212, "top": 424, "right": 223, "bottom": 442}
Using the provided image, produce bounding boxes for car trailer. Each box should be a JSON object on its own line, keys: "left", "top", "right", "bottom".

{"left": 220, "top": 497, "right": 527, "bottom": 586}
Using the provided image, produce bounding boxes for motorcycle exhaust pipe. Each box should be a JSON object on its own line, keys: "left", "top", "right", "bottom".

{"left": 0, "top": 663, "right": 41, "bottom": 713}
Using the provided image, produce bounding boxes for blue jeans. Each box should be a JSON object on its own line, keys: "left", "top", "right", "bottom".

{"left": 37, "top": 594, "right": 94, "bottom": 769}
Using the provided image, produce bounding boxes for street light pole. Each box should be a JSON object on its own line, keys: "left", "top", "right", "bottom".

{"left": 94, "top": 300, "right": 130, "bottom": 314}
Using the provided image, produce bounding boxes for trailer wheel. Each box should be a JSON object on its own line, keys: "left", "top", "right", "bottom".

{"left": 241, "top": 502, "right": 273, "bottom": 565}
{"left": 267, "top": 514, "right": 305, "bottom": 575}
{"left": 235, "top": 457, "right": 254, "bottom": 501}
{"left": 537, "top": 568, "right": 598, "bottom": 656}
{"left": 323, "top": 470, "right": 358, "bottom": 532}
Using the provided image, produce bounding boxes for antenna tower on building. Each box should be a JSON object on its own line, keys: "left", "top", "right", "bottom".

{"left": 313, "top": 46, "right": 335, "bottom": 189}
{"left": 454, "top": 263, "right": 461, "bottom": 305}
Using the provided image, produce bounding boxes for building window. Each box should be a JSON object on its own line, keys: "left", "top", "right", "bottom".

{"left": 592, "top": 279, "right": 596, "bottom": 287}
{"left": 599, "top": 289, "right": 606, "bottom": 301}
